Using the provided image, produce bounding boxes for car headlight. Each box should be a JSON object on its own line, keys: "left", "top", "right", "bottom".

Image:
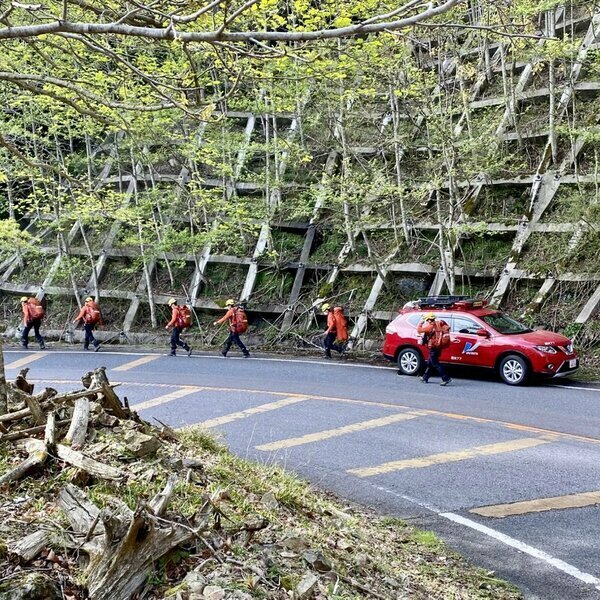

{"left": 565, "top": 343, "right": 574, "bottom": 354}
{"left": 534, "top": 345, "right": 557, "bottom": 354}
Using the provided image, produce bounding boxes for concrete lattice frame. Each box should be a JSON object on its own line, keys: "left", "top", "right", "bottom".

{"left": 1, "top": 6, "right": 600, "bottom": 345}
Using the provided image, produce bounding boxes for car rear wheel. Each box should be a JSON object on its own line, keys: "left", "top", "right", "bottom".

{"left": 499, "top": 354, "right": 529, "bottom": 386}
{"left": 397, "top": 347, "right": 422, "bottom": 376}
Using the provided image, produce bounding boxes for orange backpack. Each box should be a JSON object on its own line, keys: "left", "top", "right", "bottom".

{"left": 231, "top": 307, "right": 248, "bottom": 333}
{"left": 27, "top": 298, "right": 45, "bottom": 320}
{"left": 176, "top": 305, "right": 192, "bottom": 329}
{"left": 85, "top": 302, "right": 102, "bottom": 325}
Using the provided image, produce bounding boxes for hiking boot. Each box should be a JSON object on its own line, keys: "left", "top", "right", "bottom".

{"left": 39, "top": 341, "right": 46, "bottom": 350}
{"left": 83, "top": 345, "right": 89, "bottom": 351}
{"left": 440, "top": 379, "right": 452, "bottom": 386}
{"left": 243, "top": 353, "right": 250, "bottom": 358}
{"left": 186, "top": 346, "right": 193, "bottom": 357}
{"left": 220, "top": 350, "right": 227, "bottom": 357}
{"left": 169, "top": 351, "right": 176, "bottom": 357}
{"left": 94, "top": 343, "right": 101, "bottom": 353}
{"left": 420, "top": 376, "right": 428, "bottom": 383}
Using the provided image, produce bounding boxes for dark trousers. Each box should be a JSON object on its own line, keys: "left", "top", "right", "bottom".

{"left": 223, "top": 332, "right": 248, "bottom": 356}
{"left": 323, "top": 332, "right": 343, "bottom": 357}
{"left": 423, "top": 347, "right": 450, "bottom": 382}
{"left": 170, "top": 327, "right": 190, "bottom": 352}
{"left": 83, "top": 323, "right": 99, "bottom": 349}
{"left": 22, "top": 318, "right": 44, "bottom": 349}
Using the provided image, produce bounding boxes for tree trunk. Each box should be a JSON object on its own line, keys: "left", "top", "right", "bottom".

{"left": 0, "top": 344, "right": 7, "bottom": 417}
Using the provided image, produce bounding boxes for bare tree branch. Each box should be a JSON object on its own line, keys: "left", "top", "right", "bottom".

{"left": 0, "top": 0, "right": 463, "bottom": 43}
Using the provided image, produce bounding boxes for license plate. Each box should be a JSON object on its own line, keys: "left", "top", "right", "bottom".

{"left": 569, "top": 359, "right": 577, "bottom": 368}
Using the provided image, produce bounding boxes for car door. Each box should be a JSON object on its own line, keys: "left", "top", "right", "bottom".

{"left": 447, "top": 314, "right": 495, "bottom": 367}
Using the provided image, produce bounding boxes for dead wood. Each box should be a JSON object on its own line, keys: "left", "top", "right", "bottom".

{"left": 87, "top": 368, "right": 128, "bottom": 419}
{"left": 56, "top": 444, "right": 122, "bottom": 480}
{"left": 23, "top": 393, "right": 45, "bottom": 426}
{"left": 148, "top": 473, "right": 177, "bottom": 516}
{"left": 64, "top": 398, "right": 90, "bottom": 449}
{"left": 44, "top": 411, "right": 57, "bottom": 448}
{"left": 8, "top": 529, "right": 52, "bottom": 562}
{"left": 0, "top": 419, "right": 70, "bottom": 442}
{"left": 24, "top": 438, "right": 122, "bottom": 480}
{"left": 14, "top": 368, "right": 34, "bottom": 394}
{"left": 0, "top": 446, "right": 47, "bottom": 486}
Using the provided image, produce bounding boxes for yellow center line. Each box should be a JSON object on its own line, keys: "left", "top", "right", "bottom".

{"left": 130, "top": 387, "right": 202, "bottom": 411}
{"left": 470, "top": 490, "right": 600, "bottom": 518}
{"left": 348, "top": 437, "right": 551, "bottom": 478}
{"left": 256, "top": 411, "right": 427, "bottom": 451}
{"left": 5, "top": 352, "right": 47, "bottom": 370}
{"left": 185, "top": 395, "right": 310, "bottom": 430}
{"left": 112, "top": 355, "right": 161, "bottom": 371}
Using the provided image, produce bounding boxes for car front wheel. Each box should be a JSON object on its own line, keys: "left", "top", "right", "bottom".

{"left": 397, "top": 347, "right": 422, "bottom": 376}
{"left": 499, "top": 354, "right": 529, "bottom": 386}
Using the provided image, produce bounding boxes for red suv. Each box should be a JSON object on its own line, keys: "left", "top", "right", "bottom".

{"left": 382, "top": 296, "right": 579, "bottom": 385}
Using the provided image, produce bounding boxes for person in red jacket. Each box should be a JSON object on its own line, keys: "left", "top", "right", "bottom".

{"left": 213, "top": 299, "right": 250, "bottom": 357}
{"left": 165, "top": 298, "right": 192, "bottom": 357}
{"left": 20, "top": 296, "right": 45, "bottom": 350}
{"left": 416, "top": 312, "right": 452, "bottom": 385}
{"left": 321, "top": 303, "right": 346, "bottom": 359}
{"left": 73, "top": 296, "right": 103, "bottom": 351}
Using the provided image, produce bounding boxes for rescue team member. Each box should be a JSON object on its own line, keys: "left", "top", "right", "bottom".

{"left": 321, "top": 303, "right": 347, "bottom": 359}
{"left": 73, "top": 297, "right": 103, "bottom": 351}
{"left": 20, "top": 296, "right": 45, "bottom": 350}
{"left": 213, "top": 299, "right": 250, "bottom": 358}
{"left": 416, "top": 312, "right": 452, "bottom": 386}
{"left": 165, "top": 298, "right": 192, "bottom": 357}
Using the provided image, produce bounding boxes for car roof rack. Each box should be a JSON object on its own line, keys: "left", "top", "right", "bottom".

{"left": 416, "top": 295, "right": 470, "bottom": 308}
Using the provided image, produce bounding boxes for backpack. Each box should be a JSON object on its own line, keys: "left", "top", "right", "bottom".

{"left": 333, "top": 307, "right": 348, "bottom": 342}
{"left": 27, "top": 298, "right": 45, "bottom": 320}
{"left": 431, "top": 321, "right": 450, "bottom": 349}
{"left": 231, "top": 307, "right": 248, "bottom": 334}
{"left": 176, "top": 305, "right": 192, "bottom": 329}
{"left": 85, "top": 302, "right": 102, "bottom": 325}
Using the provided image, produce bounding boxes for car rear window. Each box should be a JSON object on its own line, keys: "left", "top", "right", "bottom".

{"left": 482, "top": 313, "right": 532, "bottom": 334}
{"left": 406, "top": 314, "right": 422, "bottom": 327}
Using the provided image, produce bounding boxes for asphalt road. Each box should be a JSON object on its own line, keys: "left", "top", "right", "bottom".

{"left": 4, "top": 347, "right": 600, "bottom": 600}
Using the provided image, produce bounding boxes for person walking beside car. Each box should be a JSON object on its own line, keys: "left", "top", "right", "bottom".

{"left": 213, "top": 299, "right": 250, "bottom": 357}
{"left": 73, "top": 296, "right": 103, "bottom": 351}
{"left": 20, "top": 296, "right": 45, "bottom": 350}
{"left": 417, "top": 312, "right": 452, "bottom": 385}
{"left": 165, "top": 298, "right": 192, "bottom": 357}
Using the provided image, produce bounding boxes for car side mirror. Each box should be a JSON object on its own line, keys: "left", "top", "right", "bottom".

{"left": 476, "top": 328, "right": 490, "bottom": 337}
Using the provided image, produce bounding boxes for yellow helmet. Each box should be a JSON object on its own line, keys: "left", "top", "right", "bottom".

{"left": 423, "top": 312, "right": 436, "bottom": 320}
{"left": 20, "top": 296, "right": 28, "bottom": 302}
{"left": 168, "top": 298, "right": 177, "bottom": 305}
{"left": 321, "top": 303, "right": 331, "bottom": 312}
{"left": 85, "top": 297, "right": 93, "bottom": 302}
{"left": 225, "top": 299, "right": 235, "bottom": 306}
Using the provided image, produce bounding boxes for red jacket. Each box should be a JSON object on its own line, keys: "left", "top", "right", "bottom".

{"left": 166, "top": 305, "right": 180, "bottom": 328}
{"left": 325, "top": 310, "right": 336, "bottom": 334}
{"left": 333, "top": 307, "right": 348, "bottom": 341}
{"left": 215, "top": 308, "right": 235, "bottom": 331}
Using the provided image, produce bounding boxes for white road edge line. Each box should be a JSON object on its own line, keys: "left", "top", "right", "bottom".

{"left": 441, "top": 512, "right": 600, "bottom": 591}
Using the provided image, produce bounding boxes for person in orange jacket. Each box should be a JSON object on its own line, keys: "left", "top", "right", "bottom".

{"left": 321, "top": 303, "right": 346, "bottom": 359}
{"left": 416, "top": 312, "right": 451, "bottom": 385}
{"left": 213, "top": 299, "right": 250, "bottom": 357}
{"left": 73, "top": 296, "right": 103, "bottom": 351}
{"left": 165, "top": 298, "right": 192, "bottom": 357}
{"left": 20, "top": 296, "right": 45, "bottom": 350}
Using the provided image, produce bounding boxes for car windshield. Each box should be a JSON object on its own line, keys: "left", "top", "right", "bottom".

{"left": 482, "top": 313, "right": 532, "bottom": 334}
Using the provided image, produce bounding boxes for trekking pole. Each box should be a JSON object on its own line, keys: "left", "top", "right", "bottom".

{"left": 181, "top": 284, "right": 206, "bottom": 343}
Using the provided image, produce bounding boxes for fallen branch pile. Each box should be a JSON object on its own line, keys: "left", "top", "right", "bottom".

{"left": 0, "top": 367, "right": 219, "bottom": 600}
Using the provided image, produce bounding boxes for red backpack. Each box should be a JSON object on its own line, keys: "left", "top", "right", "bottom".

{"left": 176, "top": 305, "right": 192, "bottom": 329}
{"left": 27, "top": 298, "right": 45, "bottom": 320}
{"left": 85, "top": 302, "right": 102, "bottom": 325}
{"left": 231, "top": 307, "right": 248, "bottom": 333}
